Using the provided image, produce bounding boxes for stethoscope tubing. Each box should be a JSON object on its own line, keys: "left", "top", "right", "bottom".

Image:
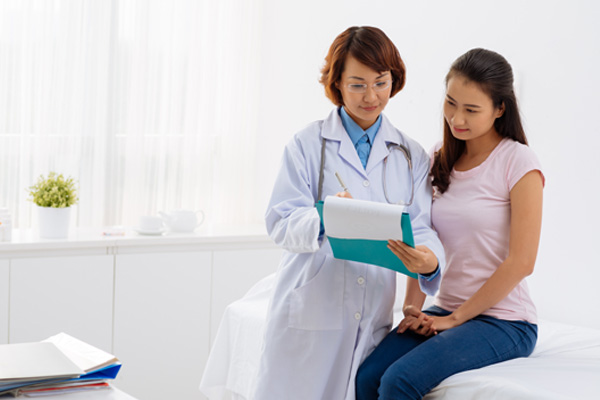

{"left": 383, "top": 143, "right": 414, "bottom": 206}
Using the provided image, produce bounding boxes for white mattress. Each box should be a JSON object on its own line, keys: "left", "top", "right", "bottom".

{"left": 423, "top": 320, "right": 600, "bottom": 400}
{"left": 200, "top": 274, "right": 600, "bottom": 400}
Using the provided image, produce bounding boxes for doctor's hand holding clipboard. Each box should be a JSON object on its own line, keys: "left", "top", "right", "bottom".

{"left": 321, "top": 174, "right": 438, "bottom": 278}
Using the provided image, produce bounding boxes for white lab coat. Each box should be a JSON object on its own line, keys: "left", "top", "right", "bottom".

{"left": 253, "top": 109, "right": 445, "bottom": 400}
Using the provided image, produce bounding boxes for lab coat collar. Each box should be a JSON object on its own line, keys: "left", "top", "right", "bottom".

{"left": 321, "top": 108, "right": 401, "bottom": 176}
{"left": 366, "top": 114, "right": 402, "bottom": 174}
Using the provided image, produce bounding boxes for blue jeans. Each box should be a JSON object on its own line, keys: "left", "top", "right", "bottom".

{"left": 355, "top": 306, "right": 537, "bottom": 400}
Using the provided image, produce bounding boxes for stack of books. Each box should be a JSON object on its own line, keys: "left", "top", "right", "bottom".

{"left": 0, "top": 333, "right": 121, "bottom": 397}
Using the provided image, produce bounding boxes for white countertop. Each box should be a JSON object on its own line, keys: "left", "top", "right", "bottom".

{"left": 0, "top": 224, "right": 275, "bottom": 258}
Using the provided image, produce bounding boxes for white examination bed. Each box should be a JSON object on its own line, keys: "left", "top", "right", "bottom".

{"left": 200, "top": 274, "right": 600, "bottom": 400}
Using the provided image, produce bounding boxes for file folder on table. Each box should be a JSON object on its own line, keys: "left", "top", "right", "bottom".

{"left": 316, "top": 196, "right": 417, "bottom": 279}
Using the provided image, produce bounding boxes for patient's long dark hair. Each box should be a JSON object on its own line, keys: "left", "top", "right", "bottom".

{"left": 431, "top": 48, "right": 528, "bottom": 193}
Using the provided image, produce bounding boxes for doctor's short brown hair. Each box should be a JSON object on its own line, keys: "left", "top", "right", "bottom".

{"left": 320, "top": 26, "right": 406, "bottom": 107}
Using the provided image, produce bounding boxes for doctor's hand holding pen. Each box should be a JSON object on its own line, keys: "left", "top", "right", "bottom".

{"left": 335, "top": 191, "right": 353, "bottom": 199}
{"left": 334, "top": 171, "right": 353, "bottom": 199}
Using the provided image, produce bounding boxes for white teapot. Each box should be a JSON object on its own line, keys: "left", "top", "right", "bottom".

{"left": 159, "top": 209, "right": 205, "bottom": 233}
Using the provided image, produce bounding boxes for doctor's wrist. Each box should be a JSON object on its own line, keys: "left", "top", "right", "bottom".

{"left": 420, "top": 264, "right": 440, "bottom": 281}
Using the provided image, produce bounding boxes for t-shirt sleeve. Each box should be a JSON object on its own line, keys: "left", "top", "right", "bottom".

{"left": 428, "top": 141, "right": 443, "bottom": 169}
{"left": 506, "top": 143, "right": 545, "bottom": 191}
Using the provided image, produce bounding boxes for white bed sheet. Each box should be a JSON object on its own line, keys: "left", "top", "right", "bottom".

{"left": 200, "top": 275, "right": 274, "bottom": 400}
{"left": 424, "top": 320, "right": 600, "bottom": 400}
{"left": 200, "top": 274, "right": 600, "bottom": 400}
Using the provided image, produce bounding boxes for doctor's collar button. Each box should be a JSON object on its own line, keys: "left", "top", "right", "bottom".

{"left": 354, "top": 312, "right": 361, "bottom": 320}
{"left": 362, "top": 180, "right": 370, "bottom": 187}
{"left": 357, "top": 277, "right": 365, "bottom": 285}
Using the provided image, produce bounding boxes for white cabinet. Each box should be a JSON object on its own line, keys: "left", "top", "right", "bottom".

{"left": 1, "top": 227, "right": 279, "bottom": 400}
{"left": 0, "top": 260, "right": 8, "bottom": 344}
{"left": 113, "top": 251, "right": 212, "bottom": 400}
{"left": 9, "top": 255, "right": 114, "bottom": 351}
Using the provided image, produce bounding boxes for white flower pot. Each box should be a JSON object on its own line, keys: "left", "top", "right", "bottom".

{"left": 37, "top": 206, "right": 72, "bottom": 239}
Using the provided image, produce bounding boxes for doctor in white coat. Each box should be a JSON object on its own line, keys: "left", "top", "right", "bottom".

{"left": 253, "top": 26, "right": 445, "bottom": 400}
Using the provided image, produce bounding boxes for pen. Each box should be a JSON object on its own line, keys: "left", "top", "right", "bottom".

{"left": 335, "top": 172, "right": 351, "bottom": 196}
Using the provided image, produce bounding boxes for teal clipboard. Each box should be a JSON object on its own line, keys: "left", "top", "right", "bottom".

{"left": 316, "top": 201, "right": 417, "bottom": 279}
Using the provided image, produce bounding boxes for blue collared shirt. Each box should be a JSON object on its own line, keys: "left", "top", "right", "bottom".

{"left": 339, "top": 107, "right": 382, "bottom": 165}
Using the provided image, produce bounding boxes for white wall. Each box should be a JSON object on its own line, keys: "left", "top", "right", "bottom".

{"left": 252, "top": 0, "right": 600, "bottom": 329}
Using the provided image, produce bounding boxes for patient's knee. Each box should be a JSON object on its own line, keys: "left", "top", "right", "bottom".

{"left": 355, "top": 362, "right": 381, "bottom": 400}
{"left": 379, "top": 367, "right": 422, "bottom": 400}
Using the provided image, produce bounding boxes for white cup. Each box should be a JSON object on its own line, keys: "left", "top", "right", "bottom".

{"left": 138, "top": 216, "right": 164, "bottom": 232}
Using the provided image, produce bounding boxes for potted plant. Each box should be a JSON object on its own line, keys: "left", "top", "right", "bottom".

{"left": 28, "top": 172, "right": 78, "bottom": 238}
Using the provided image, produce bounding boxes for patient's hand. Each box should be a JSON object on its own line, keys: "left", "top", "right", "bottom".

{"left": 397, "top": 305, "right": 437, "bottom": 336}
{"left": 429, "top": 315, "right": 461, "bottom": 332}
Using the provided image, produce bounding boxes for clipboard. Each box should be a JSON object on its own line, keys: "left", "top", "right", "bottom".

{"left": 316, "top": 197, "right": 417, "bottom": 279}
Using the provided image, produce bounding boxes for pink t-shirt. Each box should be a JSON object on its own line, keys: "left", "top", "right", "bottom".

{"left": 431, "top": 138, "right": 543, "bottom": 323}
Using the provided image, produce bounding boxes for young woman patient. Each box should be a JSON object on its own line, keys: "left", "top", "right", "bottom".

{"left": 355, "top": 48, "right": 544, "bottom": 400}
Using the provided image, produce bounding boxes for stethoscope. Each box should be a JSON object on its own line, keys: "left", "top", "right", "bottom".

{"left": 317, "top": 139, "right": 415, "bottom": 206}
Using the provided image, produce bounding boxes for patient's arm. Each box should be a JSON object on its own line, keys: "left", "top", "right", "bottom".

{"left": 397, "top": 277, "right": 436, "bottom": 336}
{"left": 430, "top": 171, "right": 544, "bottom": 332}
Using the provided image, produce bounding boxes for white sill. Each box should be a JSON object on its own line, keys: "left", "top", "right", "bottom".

{"left": 0, "top": 224, "right": 276, "bottom": 258}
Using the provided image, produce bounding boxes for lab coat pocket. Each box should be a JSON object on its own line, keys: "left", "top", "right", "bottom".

{"left": 288, "top": 255, "right": 344, "bottom": 330}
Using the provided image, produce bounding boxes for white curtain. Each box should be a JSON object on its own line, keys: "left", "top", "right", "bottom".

{"left": 0, "top": 0, "right": 262, "bottom": 229}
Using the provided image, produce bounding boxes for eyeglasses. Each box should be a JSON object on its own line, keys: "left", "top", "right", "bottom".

{"left": 344, "top": 80, "right": 392, "bottom": 94}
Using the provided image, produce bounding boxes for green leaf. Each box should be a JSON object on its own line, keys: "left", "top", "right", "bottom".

{"left": 27, "top": 172, "right": 79, "bottom": 208}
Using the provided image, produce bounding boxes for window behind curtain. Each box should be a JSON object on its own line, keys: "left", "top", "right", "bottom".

{"left": 0, "top": 0, "right": 261, "bottom": 230}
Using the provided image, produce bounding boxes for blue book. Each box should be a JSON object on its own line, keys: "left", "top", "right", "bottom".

{"left": 69, "top": 362, "right": 122, "bottom": 381}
